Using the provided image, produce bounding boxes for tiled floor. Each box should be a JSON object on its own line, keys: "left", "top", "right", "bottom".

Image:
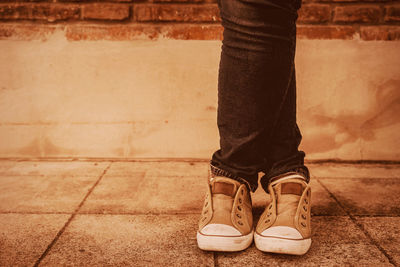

{"left": 0, "top": 160, "right": 399, "bottom": 266}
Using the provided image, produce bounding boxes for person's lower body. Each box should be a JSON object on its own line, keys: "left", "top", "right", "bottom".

{"left": 197, "top": 0, "right": 312, "bottom": 254}
{"left": 210, "top": 0, "right": 309, "bottom": 192}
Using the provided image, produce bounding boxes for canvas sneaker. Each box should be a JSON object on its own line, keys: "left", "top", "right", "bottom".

{"left": 254, "top": 172, "right": 312, "bottom": 255}
{"left": 197, "top": 176, "right": 254, "bottom": 252}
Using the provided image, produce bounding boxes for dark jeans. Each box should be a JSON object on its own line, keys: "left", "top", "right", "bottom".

{"left": 210, "top": 0, "right": 310, "bottom": 192}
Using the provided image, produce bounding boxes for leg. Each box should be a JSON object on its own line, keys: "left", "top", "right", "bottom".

{"left": 260, "top": 64, "right": 310, "bottom": 190}
{"left": 211, "top": 0, "right": 303, "bottom": 192}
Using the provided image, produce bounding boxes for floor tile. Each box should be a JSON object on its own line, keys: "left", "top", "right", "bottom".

{"left": 216, "top": 216, "right": 391, "bottom": 266}
{"left": 40, "top": 214, "right": 213, "bottom": 266}
{"left": 105, "top": 161, "right": 209, "bottom": 177}
{"left": 0, "top": 214, "right": 69, "bottom": 267}
{"left": 0, "top": 161, "right": 109, "bottom": 177}
{"left": 0, "top": 175, "right": 99, "bottom": 213}
{"left": 319, "top": 178, "right": 400, "bottom": 215}
{"left": 80, "top": 172, "right": 207, "bottom": 214}
{"left": 308, "top": 163, "right": 400, "bottom": 179}
{"left": 356, "top": 217, "right": 400, "bottom": 266}
{"left": 310, "top": 179, "right": 345, "bottom": 216}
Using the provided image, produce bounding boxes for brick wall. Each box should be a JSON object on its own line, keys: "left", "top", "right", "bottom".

{"left": 0, "top": 0, "right": 399, "bottom": 41}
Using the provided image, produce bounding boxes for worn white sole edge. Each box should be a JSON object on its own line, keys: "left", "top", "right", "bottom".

{"left": 254, "top": 232, "right": 311, "bottom": 255}
{"left": 197, "top": 230, "right": 254, "bottom": 252}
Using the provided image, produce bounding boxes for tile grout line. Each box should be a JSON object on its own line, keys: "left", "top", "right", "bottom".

{"left": 32, "top": 162, "right": 113, "bottom": 267}
{"left": 213, "top": 252, "right": 218, "bottom": 267}
{"left": 317, "top": 179, "right": 397, "bottom": 266}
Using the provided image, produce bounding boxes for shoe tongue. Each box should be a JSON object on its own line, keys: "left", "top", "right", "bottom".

{"left": 211, "top": 177, "right": 239, "bottom": 197}
{"left": 273, "top": 180, "right": 304, "bottom": 203}
{"left": 280, "top": 182, "right": 303, "bottom": 196}
{"left": 274, "top": 182, "right": 302, "bottom": 215}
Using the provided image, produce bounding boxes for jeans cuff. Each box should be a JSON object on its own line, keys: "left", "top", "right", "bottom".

{"left": 261, "top": 165, "right": 310, "bottom": 193}
{"left": 210, "top": 163, "right": 256, "bottom": 192}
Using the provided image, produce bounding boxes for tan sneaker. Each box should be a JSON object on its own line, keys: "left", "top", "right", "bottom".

{"left": 197, "top": 176, "right": 254, "bottom": 251}
{"left": 254, "top": 172, "right": 312, "bottom": 255}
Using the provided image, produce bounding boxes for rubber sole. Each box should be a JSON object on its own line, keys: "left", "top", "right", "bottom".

{"left": 197, "top": 231, "right": 253, "bottom": 252}
{"left": 254, "top": 232, "right": 311, "bottom": 255}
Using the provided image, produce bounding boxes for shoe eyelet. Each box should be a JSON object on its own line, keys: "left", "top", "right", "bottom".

{"left": 268, "top": 204, "right": 272, "bottom": 210}
{"left": 241, "top": 190, "right": 244, "bottom": 195}
{"left": 236, "top": 213, "right": 241, "bottom": 218}
{"left": 304, "top": 199, "right": 308, "bottom": 204}
{"left": 301, "top": 214, "right": 306, "bottom": 220}
{"left": 265, "top": 219, "right": 270, "bottom": 224}
{"left": 239, "top": 198, "right": 242, "bottom": 204}
{"left": 238, "top": 206, "right": 242, "bottom": 211}
{"left": 202, "top": 217, "right": 207, "bottom": 221}
{"left": 301, "top": 222, "right": 306, "bottom": 227}
{"left": 303, "top": 206, "right": 307, "bottom": 212}
{"left": 205, "top": 202, "right": 208, "bottom": 207}
{"left": 204, "top": 210, "right": 208, "bottom": 214}
{"left": 238, "top": 221, "right": 243, "bottom": 225}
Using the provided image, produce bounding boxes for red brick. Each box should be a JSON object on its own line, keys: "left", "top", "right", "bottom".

{"left": 333, "top": 5, "right": 382, "bottom": 23}
{"left": 59, "top": 0, "right": 132, "bottom": 2}
{"left": 134, "top": 4, "right": 220, "bottom": 22}
{"left": 0, "top": 4, "right": 80, "bottom": 22}
{"left": 304, "top": 0, "right": 388, "bottom": 2}
{"left": 0, "top": 4, "right": 30, "bottom": 20}
{"left": 0, "top": 23, "right": 58, "bottom": 41}
{"left": 160, "top": 24, "right": 222, "bottom": 40}
{"left": 31, "top": 4, "right": 80, "bottom": 22}
{"left": 360, "top": 25, "right": 400, "bottom": 40}
{"left": 0, "top": 0, "right": 49, "bottom": 2}
{"left": 0, "top": 25, "right": 13, "bottom": 38}
{"left": 298, "top": 4, "right": 331, "bottom": 23}
{"left": 154, "top": 0, "right": 213, "bottom": 2}
{"left": 65, "top": 24, "right": 160, "bottom": 41}
{"left": 64, "top": 23, "right": 223, "bottom": 41}
{"left": 297, "top": 25, "right": 356, "bottom": 39}
{"left": 82, "top": 3, "right": 130, "bottom": 21}
{"left": 384, "top": 4, "right": 400, "bottom": 22}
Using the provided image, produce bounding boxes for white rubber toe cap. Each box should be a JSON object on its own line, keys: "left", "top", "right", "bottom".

{"left": 260, "top": 226, "right": 303, "bottom": 239}
{"left": 200, "top": 224, "right": 241, "bottom": 236}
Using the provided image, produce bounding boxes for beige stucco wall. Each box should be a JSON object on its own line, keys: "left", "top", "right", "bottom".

{"left": 0, "top": 32, "right": 399, "bottom": 160}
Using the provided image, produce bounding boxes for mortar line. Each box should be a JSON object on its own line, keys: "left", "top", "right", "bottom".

{"left": 32, "top": 162, "right": 112, "bottom": 267}
{"left": 317, "top": 179, "right": 397, "bottom": 266}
